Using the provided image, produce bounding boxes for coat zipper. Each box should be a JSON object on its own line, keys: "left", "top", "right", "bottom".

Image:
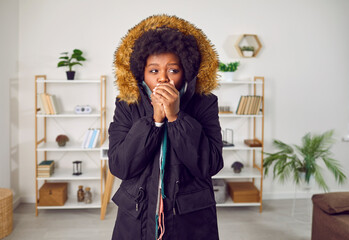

{"left": 172, "top": 180, "right": 180, "bottom": 215}
{"left": 135, "top": 187, "right": 145, "bottom": 211}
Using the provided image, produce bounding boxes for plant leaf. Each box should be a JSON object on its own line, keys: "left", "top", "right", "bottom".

{"left": 73, "top": 49, "right": 83, "bottom": 55}
{"left": 322, "top": 157, "right": 347, "bottom": 184}
{"left": 314, "top": 165, "right": 329, "bottom": 192}
{"left": 57, "top": 61, "right": 68, "bottom": 67}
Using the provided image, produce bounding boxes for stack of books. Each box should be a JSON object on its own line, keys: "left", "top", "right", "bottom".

{"left": 37, "top": 93, "right": 59, "bottom": 114}
{"left": 81, "top": 128, "right": 100, "bottom": 149}
{"left": 37, "top": 160, "right": 55, "bottom": 178}
{"left": 236, "top": 95, "right": 262, "bottom": 115}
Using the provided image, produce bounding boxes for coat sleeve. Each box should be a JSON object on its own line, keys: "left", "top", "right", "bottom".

{"left": 108, "top": 99, "right": 164, "bottom": 180}
{"left": 167, "top": 95, "right": 224, "bottom": 179}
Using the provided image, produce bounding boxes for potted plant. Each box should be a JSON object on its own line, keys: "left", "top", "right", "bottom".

{"left": 263, "top": 130, "right": 346, "bottom": 192}
{"left": 219, "top": 62, "right": 240, "bottom": 82}
{"left": 57, "top": 49, "right": 86, "bottom": 80}
{"left": 240, "top": 46, "right": 254, "bottom": 57}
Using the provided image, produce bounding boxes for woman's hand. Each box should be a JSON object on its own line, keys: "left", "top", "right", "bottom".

{"left": 153, "top": 81, "right": 180, "bottom": 122}
{"left": 151, "top": 92, "right": 166, "bottom": 123}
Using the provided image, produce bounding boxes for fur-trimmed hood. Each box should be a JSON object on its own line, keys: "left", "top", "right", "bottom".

{"left": 114, "top": 14, "right": 219, "bottom": 104}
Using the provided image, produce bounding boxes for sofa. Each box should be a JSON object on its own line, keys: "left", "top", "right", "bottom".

{"left": 311, "top": 192, "right": 349, "bottom": 240}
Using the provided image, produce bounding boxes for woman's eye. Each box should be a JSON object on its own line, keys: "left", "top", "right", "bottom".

{"left": 169, "top": 69, "right": 180, "bottom": 73}
{"left": 149, "top": 69, "right": 158, "bottom": 73}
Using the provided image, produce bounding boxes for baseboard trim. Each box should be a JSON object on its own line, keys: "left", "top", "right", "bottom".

{"left": 20, "top": 196, "right": 36, "bottom": 204}
{"left": 263, "top": 189, "right": 347, "bottom": 200}
{"left": 13, "top": 196, "right": 21, "bottom": 209}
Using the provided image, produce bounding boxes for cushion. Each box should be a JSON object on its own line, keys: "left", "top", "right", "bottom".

{"left": 312, "top": 192, "right": 349, "bottom": 215}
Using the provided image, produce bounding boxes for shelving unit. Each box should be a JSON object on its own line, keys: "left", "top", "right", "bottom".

{"left": 234, "top": 34, "right": 262, "bottom": 58}
{"left": 34, "top": 75, "right": 108, "bottom": 216}
{"left": 214, "top": 76, "right": 264, "bottom": 212}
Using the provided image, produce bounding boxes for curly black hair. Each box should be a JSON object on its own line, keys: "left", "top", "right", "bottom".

{"left": 130, "top": 27, "right": 201, "bottom": 83}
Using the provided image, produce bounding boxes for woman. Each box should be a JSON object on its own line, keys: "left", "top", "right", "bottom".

{"left": 108, "top": 15, "right": 223, "bottom": 240}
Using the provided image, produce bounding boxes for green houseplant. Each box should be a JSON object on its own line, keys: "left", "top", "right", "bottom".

{"left": 57, "top": 49, "right": 86, "bottom": 80}
{"left": 240, "top": 46, "right": 255, "bottom": 57}
{"left": 219, "top": 62, "right": 240, "bottom": 82}
{"left": 263, "top": 130, "right": 346, "bottom": 192}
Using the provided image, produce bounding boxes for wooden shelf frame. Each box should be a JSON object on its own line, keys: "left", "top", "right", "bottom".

{"left": 34, "top": 75, "right": 107, "bottom": 216}
{"left": 235, "top": 34, "right": 262, "bottom": 58}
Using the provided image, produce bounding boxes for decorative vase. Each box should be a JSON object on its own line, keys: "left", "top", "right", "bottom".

{"left": 242, "top": 51, "right": 254, "bottom": 57}
{"left": 66, "top": 71, "right": 75, "bottom": 80}
{"left": 299, "top": 172, "right": 314, "bottom": 190}
{"left": 221, "top": 72, "right": 234, "bottom": 82}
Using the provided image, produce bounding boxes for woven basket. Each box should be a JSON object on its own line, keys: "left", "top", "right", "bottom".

{"left": 0, "top": 188, "right": 13, "bottom": 239}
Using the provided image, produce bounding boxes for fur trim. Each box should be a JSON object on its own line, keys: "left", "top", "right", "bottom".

{"left": 114, "top": 14, "right": 219, "bottom": 104}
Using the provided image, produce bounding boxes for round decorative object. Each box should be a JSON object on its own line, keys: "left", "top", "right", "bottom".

{"left": 56, "top": 134, "right": 69, "bottom": 147}
{"left": 0, "top": 188, "right": 13, "bottom": 239}
{"left": 74, "top": 105, "right": 92, "bottom": 114}
{"left": 231, "top": 161, "right": 244, "bottom": 173}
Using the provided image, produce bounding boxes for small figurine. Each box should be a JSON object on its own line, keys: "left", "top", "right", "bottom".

{"left": 56, "top": 134, "right": 69, "bottom": 147}
{"left": 231, "top": 161, "right": 244, "bottom": 173}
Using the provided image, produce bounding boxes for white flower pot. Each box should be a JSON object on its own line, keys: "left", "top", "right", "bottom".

{"left": 221, "top": 72, "right": 234, "bottom": 82}
{"left": 242, "top": 51, "right": 254, "bottom": 57}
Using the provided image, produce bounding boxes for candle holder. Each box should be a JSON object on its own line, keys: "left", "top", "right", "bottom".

{"left": 73, "top": 160, "right": 82, "bottom": 175}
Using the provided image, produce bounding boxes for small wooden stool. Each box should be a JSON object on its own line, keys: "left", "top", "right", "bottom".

{"left": 0, "top": 188, "right": 13, "bottom": 239}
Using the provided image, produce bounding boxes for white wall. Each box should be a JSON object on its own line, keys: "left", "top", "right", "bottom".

{"left": 0, "top": 0, "right": 21, "bottom": 206}
{"left": 16, "top": 0, "right": 349, "bottom": 202}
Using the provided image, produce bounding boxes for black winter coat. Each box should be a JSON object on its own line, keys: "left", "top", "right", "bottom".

{"left": 109, "top": 81, "right": 223, "bottom": 240}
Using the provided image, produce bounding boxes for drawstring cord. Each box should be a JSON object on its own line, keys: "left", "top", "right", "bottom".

{"left": 156, "top": 124, "right": 167, "bottom": 240}
{"left": 141, "top": 81, "right": 186, "bottom": 240}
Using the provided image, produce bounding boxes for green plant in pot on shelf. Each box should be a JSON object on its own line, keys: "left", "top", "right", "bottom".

{"left": 263, "top": 130, "right": 346, "bottom": 192}
{"left": 240, "top": 46, "right": 255, "bottom": 57}
{"left": 218, "top": 62, "right": 240, "bottom": 82}
{"left": 57, "top": 49, "right": 86, "bottom": 80}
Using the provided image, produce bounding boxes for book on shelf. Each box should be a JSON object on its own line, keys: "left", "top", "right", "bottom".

{"left": 236, "top": 95, "right": 262, "bottom": 115}
{"left": 244, "top": 96, "right": 252, "bottom": 115}
{"left": 82, "top": 128, "right": 100, "bottom": 149}
{"left": 37, "top": 93, "right": 59, "bottom": 115}
{"left": 37, "top": 160, "right": 55, "bottom": 177}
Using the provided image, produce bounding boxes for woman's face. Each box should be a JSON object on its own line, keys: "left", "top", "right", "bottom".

{"left": 144, "top": 52, "right": 183, "bottom": 91}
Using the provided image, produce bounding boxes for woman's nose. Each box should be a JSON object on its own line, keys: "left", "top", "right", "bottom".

{"left": 158, "top": 72, "right": 169, "bottom": 83}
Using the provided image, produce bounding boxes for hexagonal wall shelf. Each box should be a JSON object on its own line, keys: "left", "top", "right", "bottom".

{"left": 235, "top": 34, "right": 262, "bottom": 58}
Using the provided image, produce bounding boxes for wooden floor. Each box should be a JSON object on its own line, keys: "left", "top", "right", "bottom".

{"left": 4, "top": 199, "right": 312, "bottom": 240}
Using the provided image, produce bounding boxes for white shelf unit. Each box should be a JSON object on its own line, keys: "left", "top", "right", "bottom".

{"left": 34, "top": 75, "right": 108, "bottom": 216}
{"left": 36, "top": 142, "right": 101, "bottom": 152}
{"left": 214, "top": 76, "right": 264, "bottom": 212}
{"left": 37, "top": 197, "right": 101, "bottom": 209}
{"left": 37, "top": 168, "right": 101, "bottom": 181}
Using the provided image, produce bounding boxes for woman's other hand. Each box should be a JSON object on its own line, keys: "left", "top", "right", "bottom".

{"left": 151, "top": 92, "right": 166, "bottom": 123}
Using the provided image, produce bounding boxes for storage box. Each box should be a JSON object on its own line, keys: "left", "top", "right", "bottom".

{"left": 212, "top": 179, "right": 227, "bottom": 203}
{"left": 39, "top": 182, "right": 68, "bottom": 206}
{"left": 228, "top": 182, "right": 260, "bottom": 203}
